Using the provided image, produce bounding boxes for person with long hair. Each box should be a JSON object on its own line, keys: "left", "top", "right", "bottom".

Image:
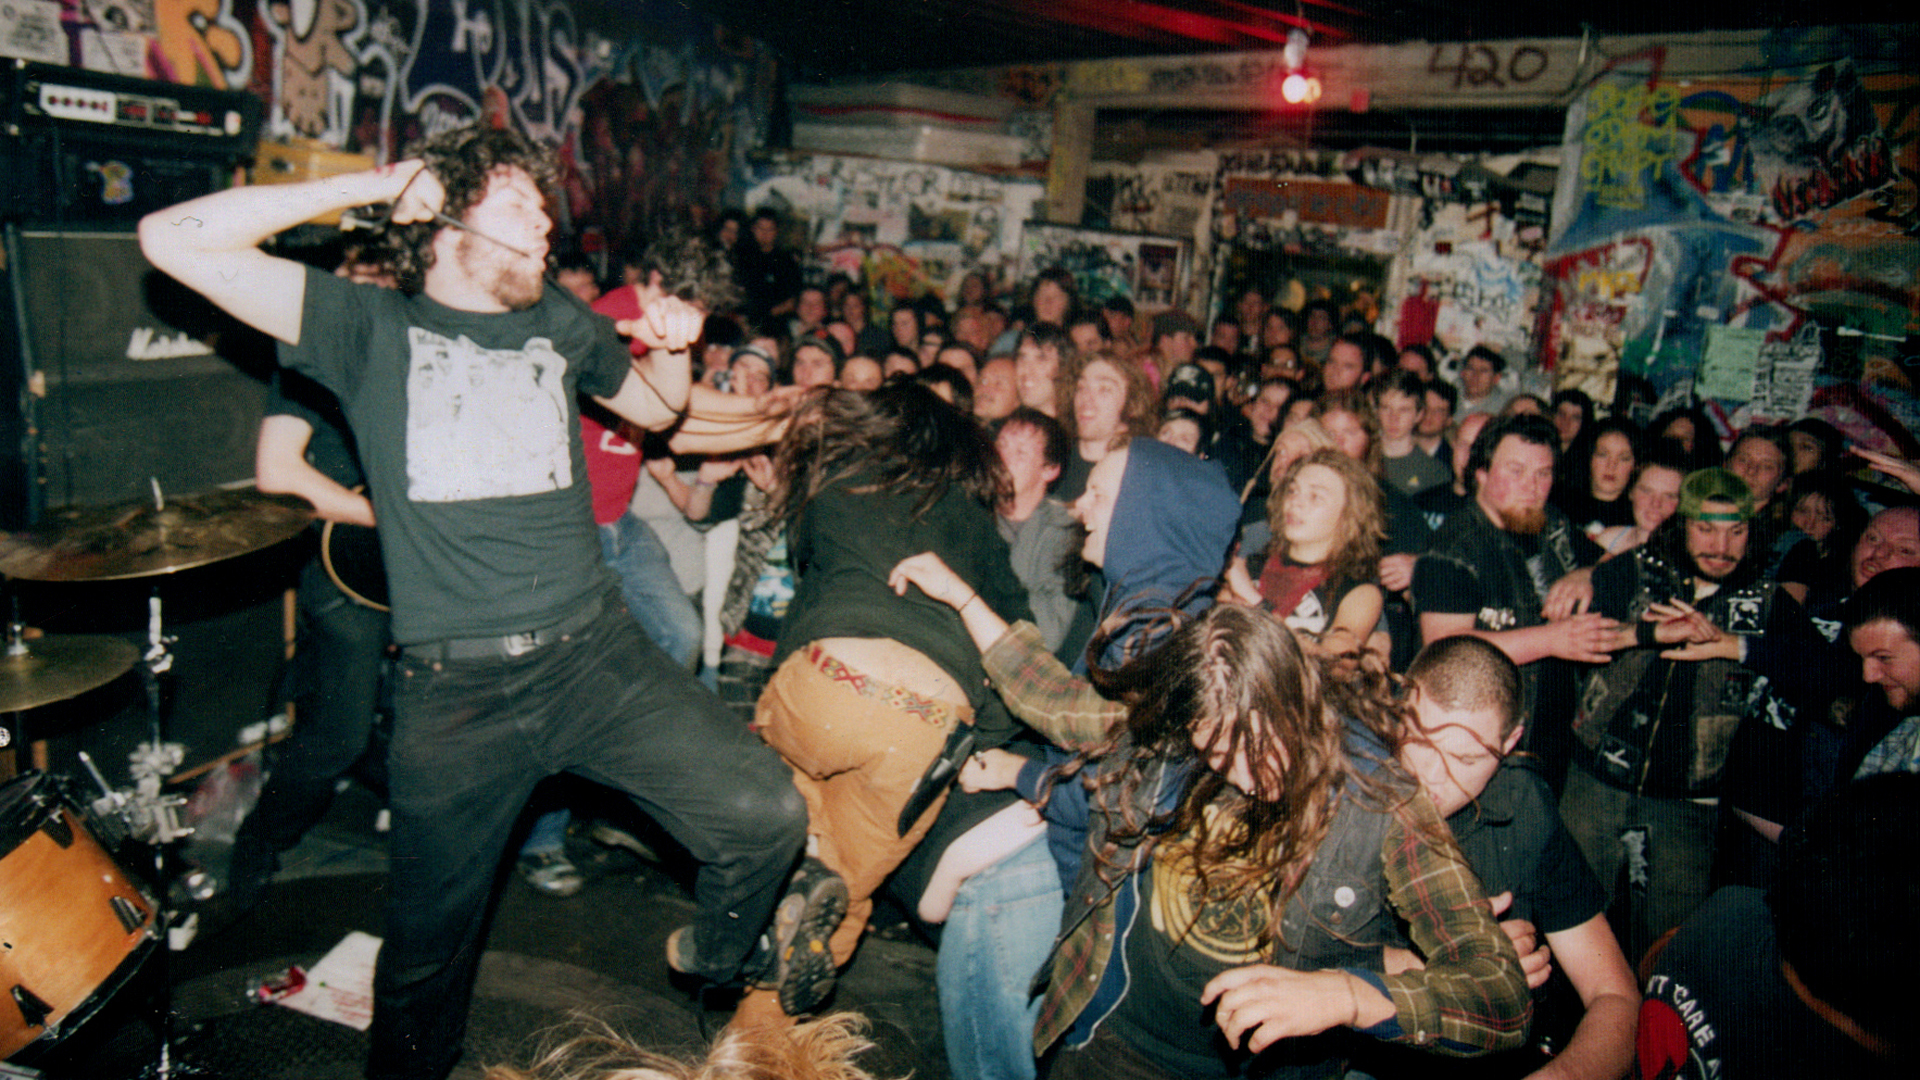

{"left": 1776, "top": 470, "right": 1869, "bottom": 602}
{"left": 883, "top": 560, "right": 1531, "bottom": 1079}
{"left": 1054, "top": 348, "right": 1159, "bottom": 501}
{"left": 1589, "top": 446, "right": 1688, "bottom": 559}
{"left": 1554, "top": 418, "right": 1643, "bottom": 536}
{"left": 1225, "top": 449, "right": 1387, "bottom": 662}
{"left": 726, "top": 381, "right": 1032, "bottom": 1029}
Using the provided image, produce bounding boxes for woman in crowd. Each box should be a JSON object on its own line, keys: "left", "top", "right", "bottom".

{"left": 1776, "top": 471, "right": 1868, "bottom": 602}
{"left": 1649, "top": 405, "right": 1723, "bottom": 471}
{"left": 1550, "top": 389, "right": 1594, "bottom": 456}
{"left": 1589, "top": 445, "right": 1688, "bottom": 559}
{"left": 886, "top": 559, "right": 1530, "bottom": 1080}
{"left": 887, "top": 303, "right": 922, "bottom": 356}
{"left": 840, "top": 290, "right": 889, "bottom": 358}
{"left": 1014, "top": 322, "right": 1074, "bottom": 418}
{"left": 1554, "top": 417, "right": 1642, "bottom": 536}
{"left": 732, "top": 381, "right": 1032, "bottom": 1028}
{"left": 1785, "top": 416, "right": 1846, "bottom": 476}
{"left": 1225, "top": 448, "right": 1386, "bottom": 663}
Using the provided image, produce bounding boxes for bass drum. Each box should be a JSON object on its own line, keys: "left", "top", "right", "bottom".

{"left": 0, "top": 772, "right": 157, "bottom": 1060}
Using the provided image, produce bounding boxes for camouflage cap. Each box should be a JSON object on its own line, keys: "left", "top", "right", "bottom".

{"left": 1678, "top": 467, "right": 1754, "bottom": 522}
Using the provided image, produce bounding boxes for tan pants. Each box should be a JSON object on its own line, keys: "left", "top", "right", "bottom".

{"left": 736, "top": 644, "right": 970, "bottom": 1024}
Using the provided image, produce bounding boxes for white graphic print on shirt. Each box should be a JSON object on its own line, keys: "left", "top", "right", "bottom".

{"left": 406, "top": 329, "right": 573, "bottom": 502}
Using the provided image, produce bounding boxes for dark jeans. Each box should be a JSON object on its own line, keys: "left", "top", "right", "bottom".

{"left": 366, "top": 591, "right": 805, "bottom": 1080}
{"left": 228, "top": 557, "right": 390, "bottom": 910}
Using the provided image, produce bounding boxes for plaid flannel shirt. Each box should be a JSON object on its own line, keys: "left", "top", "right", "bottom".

{"left": 981, "top": 621, "right": 1532, "bottom": 1059}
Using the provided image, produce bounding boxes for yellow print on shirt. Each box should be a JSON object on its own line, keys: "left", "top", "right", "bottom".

{"left": 1149, "top": 810, "right": 1268, "bottom": 966}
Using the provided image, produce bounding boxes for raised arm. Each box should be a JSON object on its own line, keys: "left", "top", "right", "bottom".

{"left": 138, "top": 161, "right": 435, "bottom": 345}
{"left": 891, "top": 551, "right": 1123, "bottom": 748}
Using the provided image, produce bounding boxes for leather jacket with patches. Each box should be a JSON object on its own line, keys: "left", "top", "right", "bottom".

{"left": 1572, "top": 544, "right": 1780, "bottom": 799}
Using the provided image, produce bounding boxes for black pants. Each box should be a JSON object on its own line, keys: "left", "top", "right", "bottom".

{"left": 365, "top": 593, "right": 806, "bottom": 1080}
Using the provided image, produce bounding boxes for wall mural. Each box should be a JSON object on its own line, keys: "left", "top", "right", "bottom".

{"left": 1546, "top": 49, "right": 1920, "bottom": 428}
{"left": 25, "top": 0, "right": 779, "bottom": 264}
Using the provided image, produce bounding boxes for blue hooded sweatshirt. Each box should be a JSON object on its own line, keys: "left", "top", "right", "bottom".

{"left": 1083, "top": 436, "right": 1242, "bottom": 672}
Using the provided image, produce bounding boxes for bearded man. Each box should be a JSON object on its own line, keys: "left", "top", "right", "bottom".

{"left": 1559, "top": 468, "right": 1800, "bottom": 960}
{"left": 1414, "top": 414, "right": 1621, "bottom": 783}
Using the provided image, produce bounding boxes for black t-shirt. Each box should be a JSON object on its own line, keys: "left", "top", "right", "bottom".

{"left": 1552, "top": 487, "right": 1633, "bottom": 534}
{"left": 1448, "top": 762, "right": 1604, "bottom": 934}
{"left": 1414, "top": 524, "right": 1543, "bottom": 620}
{"left": 776, "top": 473, "right": 1033, "bottom": 744}
{"left": 1054, "top": 449, "right": 1095, "bottom": 504}
{"left": 1640, "top": 886, "right": 1894, "bottom": 1079}
{"left": 1108, "top": 850, "right": 1349, "bottom": 1080}
{"left": 280, "top": 267, "right": 630, "bottom": 644}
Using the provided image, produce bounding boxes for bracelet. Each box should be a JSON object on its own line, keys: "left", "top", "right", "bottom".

{"left": 957, "top": 591, "right": 981, "bottom": 616}
{"left": 1343, "top": 971, "right": 1361, "bottom": 1027}
{"left": 1636, "top": 619, "right": 1661, "bottom": 649}
{"left": 693, "top": 478, "right": 716, "bottom": 490}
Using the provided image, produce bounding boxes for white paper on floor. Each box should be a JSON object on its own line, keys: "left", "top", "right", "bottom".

{"left": 277, "top": 930, "right": 382, "bottom": 1031}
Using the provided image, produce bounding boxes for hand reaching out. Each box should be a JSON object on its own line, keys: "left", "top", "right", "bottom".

{"left": 1544, "top": 612, "right": 1626, "bottom": 664}
{"left": 888, "top": 551, "right": 973, "bottom": 610}
{"left": 617, "top": 295, "right": 703, "bottom": 353}
{"left": 1543, "top": 566, "right": 1595, "bottom": 621}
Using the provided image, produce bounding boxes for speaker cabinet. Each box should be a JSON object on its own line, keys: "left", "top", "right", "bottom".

{"left": 1, "top": 227, "right": 273, "bottom": 526}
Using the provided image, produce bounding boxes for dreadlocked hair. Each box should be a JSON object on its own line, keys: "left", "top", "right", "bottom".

{"left": 380, "top": 125, "right": 558, "bottom": 294}
{"left": 772, "top": 380, "right": 1010, "bottom": 525}
{"left": 1058, "top": 603, "right": 1410, "bottom": 951}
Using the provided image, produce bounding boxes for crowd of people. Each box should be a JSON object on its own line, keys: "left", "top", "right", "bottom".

{"left": 142, "top": 127, "right": 1915, "bottom": 1080}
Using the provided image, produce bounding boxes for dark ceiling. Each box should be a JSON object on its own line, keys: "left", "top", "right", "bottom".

{"left": 678, "top": 0, "right": 1911, "bottom": 82}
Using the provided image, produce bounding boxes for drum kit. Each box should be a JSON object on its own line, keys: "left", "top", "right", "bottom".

{"left": 0, "top": 485, "right": 312, "bottom": 1069}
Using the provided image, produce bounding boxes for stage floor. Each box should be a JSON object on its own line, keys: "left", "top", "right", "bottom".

{"left": 18, "top": 782, "right": 950, "bottom": 1080}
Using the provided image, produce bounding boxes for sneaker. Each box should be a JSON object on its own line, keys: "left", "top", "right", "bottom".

{"left": 516, "top": 851, "right": 585, "bottom": 898}
{"left": 764, "top": 857, "right": 848, "bottom": 1016}
{"left": 666, "top": 924, "right": 774, "bottom": 981}
{"left": 588, "top": 820, "right": 661, "bottom": 863}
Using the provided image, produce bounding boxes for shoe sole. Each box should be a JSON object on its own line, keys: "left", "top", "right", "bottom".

{"left": 588, "top": 822, "right": 661, "bottom": 863}
{"left": 767, "top": 869, "right": 848, "bottom": 1016}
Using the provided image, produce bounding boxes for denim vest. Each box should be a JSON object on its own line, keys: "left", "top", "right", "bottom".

{"left": 1043, "top": 723, "right": 1405, "bottom": 1049}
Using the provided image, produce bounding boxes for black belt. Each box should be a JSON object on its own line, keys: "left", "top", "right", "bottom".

{"left": 404, "top": 594, "right": 603, "bottom": 662}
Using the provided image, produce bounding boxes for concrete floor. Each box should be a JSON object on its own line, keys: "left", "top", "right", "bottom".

{"left": 21, "top": 781, "right": 950, "bottom": 1080}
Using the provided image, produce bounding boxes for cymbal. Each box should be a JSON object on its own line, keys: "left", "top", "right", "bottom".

{"left": 0, "top": 635, "right": 140, "bottom": 712}
{"left": 0, "top": 489, "right": 314, "bottom": 582}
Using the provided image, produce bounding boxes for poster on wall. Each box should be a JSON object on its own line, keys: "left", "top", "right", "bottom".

{"left": 1018, "top": 222, "right": 1192, "bottom": 312}
{"left": 1544, "top": 51, "right": 1920, "bottom": 412}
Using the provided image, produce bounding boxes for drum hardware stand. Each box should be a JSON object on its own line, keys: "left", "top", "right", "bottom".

{"left": 0, "top": 482, "right": 312, "bottom": 1076}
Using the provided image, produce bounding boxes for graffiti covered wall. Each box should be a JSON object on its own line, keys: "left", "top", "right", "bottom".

{"left": 1546, "top": 47, "right": 1920, "bottom": 420}
{"left": 14, "top": 1, "right": 780, "bottom": 259}
{"left": 739, "top": 153, "right": 1044, "bottom": 303}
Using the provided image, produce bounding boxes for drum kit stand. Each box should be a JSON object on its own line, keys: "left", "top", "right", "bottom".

{"left": 0, "top": 484, "right": 312, "bottom": 1076}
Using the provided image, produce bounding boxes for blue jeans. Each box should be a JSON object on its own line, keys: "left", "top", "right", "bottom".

{"left": 938, "top": 836, "right": 1063, "bottom": 1080}
{"left": 367, "top": 592, "right": 805, "bottom": 1080}
{"left": 600, "top": 512, "right": 700, "bottom": 669}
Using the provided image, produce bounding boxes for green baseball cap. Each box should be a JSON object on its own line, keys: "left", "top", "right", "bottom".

{"left": 1678, "top": 467, "right": 1754, "bottom": 522}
